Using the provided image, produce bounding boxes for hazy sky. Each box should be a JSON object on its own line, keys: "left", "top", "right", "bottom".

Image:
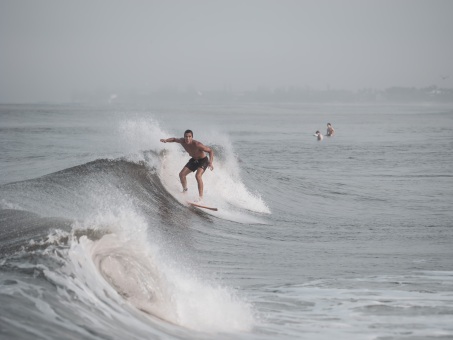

{"left": 1, "top": 0, "right": 452, "bottom": 102}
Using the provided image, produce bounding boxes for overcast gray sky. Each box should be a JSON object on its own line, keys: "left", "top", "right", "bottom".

{"left": 1, "top": 0, "right": 452, "bottom": 102}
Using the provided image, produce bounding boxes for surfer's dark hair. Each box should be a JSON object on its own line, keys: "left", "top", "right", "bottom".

{"left": 184, "top": 129, "right": 193, "bottom": 137}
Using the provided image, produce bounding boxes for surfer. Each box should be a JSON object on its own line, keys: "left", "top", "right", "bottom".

{"left": 314, "top": 131, "right": 323, "bottom": 141}
{"left": 326, "top": 123, "right": 335, "bottom": 137}
{"left": 160, "top": 130, "right": 214, "bottom": 201}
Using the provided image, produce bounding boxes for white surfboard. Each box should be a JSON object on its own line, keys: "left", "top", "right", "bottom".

{"left": 187, "top": 201, "right": 218, "bottom": 211}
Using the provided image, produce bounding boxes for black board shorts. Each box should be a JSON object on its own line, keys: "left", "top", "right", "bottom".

{"left": 185, "top": 157, "right": 209, "bottom": 172}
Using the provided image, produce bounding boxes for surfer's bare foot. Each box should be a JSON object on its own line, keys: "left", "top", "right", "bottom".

{"left": 182, "top": 188, "right": 188, "bottom": 193}
{"left": 194, "top": 196, "right": 203, "bottom": 203}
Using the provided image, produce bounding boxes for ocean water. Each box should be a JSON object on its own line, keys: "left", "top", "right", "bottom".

{"left": 1, "top": 102, "right": 452, "bottom": 339}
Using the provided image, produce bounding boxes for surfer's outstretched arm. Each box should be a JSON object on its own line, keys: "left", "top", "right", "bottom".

{"left": 160, "top": 137, "right": 182, "bottom": 143}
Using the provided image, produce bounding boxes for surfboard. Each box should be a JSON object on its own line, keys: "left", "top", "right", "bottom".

{"left": 188, "top": 202, "right": 218, "bottom": 211}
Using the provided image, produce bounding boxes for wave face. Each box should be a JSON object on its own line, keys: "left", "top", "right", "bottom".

{"left": 0, "top": 136, "right": 267, "bottom": 337}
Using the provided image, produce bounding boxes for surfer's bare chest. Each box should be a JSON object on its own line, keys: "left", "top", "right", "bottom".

{"left": 182, "top": 142, "right": 204, "bottom": 159}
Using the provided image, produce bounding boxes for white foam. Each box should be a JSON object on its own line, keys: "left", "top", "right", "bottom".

{"left": 65, "top": 199, "right": 255, "bottom": 333}
{"left": 158, "top": 262, "right": 255, "bottom": 332}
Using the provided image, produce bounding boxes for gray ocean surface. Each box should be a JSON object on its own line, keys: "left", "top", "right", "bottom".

{"left": 1, "top": 102, "right": 452, "bottom": 339}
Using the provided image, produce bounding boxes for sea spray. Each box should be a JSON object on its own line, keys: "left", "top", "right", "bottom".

{"left": 69, "top": 207, "right": 255, "bottom": 332}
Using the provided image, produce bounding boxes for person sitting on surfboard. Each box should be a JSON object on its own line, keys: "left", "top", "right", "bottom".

{"left": 160, "top": 130, "right": 214, "bottom": 201}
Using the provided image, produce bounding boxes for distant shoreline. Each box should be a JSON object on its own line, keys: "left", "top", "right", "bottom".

{"left": 2, "top": 85, "right": 452, "bottom": 105}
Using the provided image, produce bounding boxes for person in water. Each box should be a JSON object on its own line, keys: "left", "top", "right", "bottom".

{"left": 326, "top": 123, "right": 335, "bottom": 137}
{"left": 160, "top": 130, "right": 214, "bottom": 201}
{"left": 314, "top": 130, "right": 323, "bottom": 141}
